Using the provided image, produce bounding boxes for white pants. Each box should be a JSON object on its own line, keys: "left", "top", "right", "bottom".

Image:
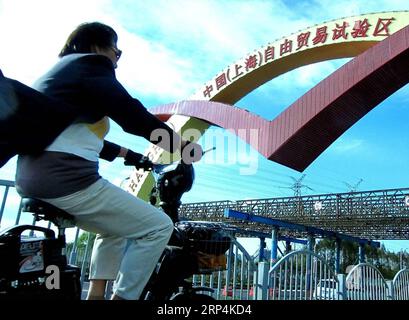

{"left": 42, "top": 178, "right": 174, "bottom": 300}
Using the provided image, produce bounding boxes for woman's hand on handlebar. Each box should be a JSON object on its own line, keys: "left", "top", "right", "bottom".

{"left": 124, "top": 150, "right": 154, "bottom": 170}
{"left": 122, "top": 141, "right": 203, "bottom": 169}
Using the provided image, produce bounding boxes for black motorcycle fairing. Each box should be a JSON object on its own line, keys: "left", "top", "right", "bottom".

{"left": 142, "top": 245, "right": 198, "bottom": 301}
{"left": 156, "top": 162, "right": 194, "bottom": 209}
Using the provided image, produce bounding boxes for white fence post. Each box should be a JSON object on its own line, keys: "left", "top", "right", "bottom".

{"left": 257, "top": 262, "right": 269, "bottom": 300}
{"left": 386, "top": 280, "right": 393, "bottom": 300}
{"left": 337, "top": 274, "right": 346, "bottom": 300}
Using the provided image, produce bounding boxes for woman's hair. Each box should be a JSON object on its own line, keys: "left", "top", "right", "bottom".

{"left": 59, "top": 22, "right": 118, "bottom": 57}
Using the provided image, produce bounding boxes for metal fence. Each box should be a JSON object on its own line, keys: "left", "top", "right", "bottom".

{"left": 192, "top": 237, "right": 258, "bottom": 300}
{"left": 66, "top": 230, "right": 94, "bottom": 285}
{"left": 253, "top": 250, "right": 409, "bottom": 300}
{"left": 345, "top": 263, "right": 390, "bottom": 300}
{"left": 392, "top": 268, "right": 409, "bottom": 300}
{"left": 266, "top": 249, "right": 339, "bottom": 300}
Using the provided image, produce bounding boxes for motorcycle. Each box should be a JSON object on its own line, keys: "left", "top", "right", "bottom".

{"left": 0, "top": 201, "right": 81, "bottom": 300}
{"left": 0, "top": 147, "right": 232, "bottom": 301}
{"left": 141, "top": 154, "right": 232, "bottom": 301}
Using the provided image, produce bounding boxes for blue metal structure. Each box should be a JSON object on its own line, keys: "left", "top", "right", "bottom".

{"left": 224, "top": 209, "right": 380, "bottom": 246}
{"left": 224, "top": 208, "right": 381, "bottom": 269}
{"left": 180, "top": 187, "right": 409, "bottom": 240}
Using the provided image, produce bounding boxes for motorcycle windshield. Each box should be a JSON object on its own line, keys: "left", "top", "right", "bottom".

{"left": 153, "top": 162, "right": 179, "bottom": 174}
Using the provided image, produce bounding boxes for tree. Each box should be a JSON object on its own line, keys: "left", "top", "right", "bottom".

{"left": 66, "top": 231, "right": 96, "bottom": 260}
{"left": 314, "top": 239, "right": 406, "bottom": 279}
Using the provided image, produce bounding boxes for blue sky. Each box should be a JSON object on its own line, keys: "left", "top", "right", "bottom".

{"left": 0, "top": 0, "right": 408, "bottom": 254}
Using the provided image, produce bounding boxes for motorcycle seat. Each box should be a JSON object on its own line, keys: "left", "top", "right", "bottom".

{"left": 21, "top": 198, "right": 76, "bottom": 228}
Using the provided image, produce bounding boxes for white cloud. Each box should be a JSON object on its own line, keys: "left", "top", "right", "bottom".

{"left": 2, "top": 0, "right": 406, "bottom": 102}
{"left": 293, "top": 61, "right": 340, "bottom": 88}
{"left": 311, "top": 0, "right": 408, "bottom": 19}
{"left": 0, "top": 157, "right": 17, "bottom": 181}
{"left": 265, "top": 59, "right": 345, "bottom": 93}
{"left": 0, "top": 0, "right": 225, "bottom": 101}
{"left": 105, "top": 0, "right": 315, "bottom": 100}
{"left": 0, "top": 0, "right": 115, "bottom": 84}
{"left": 115, "top": 28, "right": 197, "bottom": 101}
{"left": 332, "top": 139, "right": 364, "bottom": 153}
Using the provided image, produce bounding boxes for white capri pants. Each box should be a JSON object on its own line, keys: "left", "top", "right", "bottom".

{"left": 42, "top": 178, "right": 174, "bottom": 300}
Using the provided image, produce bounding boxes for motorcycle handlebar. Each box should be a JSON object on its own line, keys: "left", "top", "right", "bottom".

{"left": 126, "top": 146, "right": 215, "bottom": 172}
{"left": 151, "top": 146, "right": 215, "bottom": 173}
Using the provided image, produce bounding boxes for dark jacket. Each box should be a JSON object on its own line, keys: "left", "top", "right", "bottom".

{"left": 0, "top": 70, "right": 81, "bottom": 168}
{"left": 32, "top": 53, "right": 177, "bottom": 154}
{"left": 1, "top": 54, "right": 177, "bottom": 167}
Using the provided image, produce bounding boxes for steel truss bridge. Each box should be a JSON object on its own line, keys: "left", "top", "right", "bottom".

{"left": 179, "top": 187, "right": 409, "bottom": 240}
